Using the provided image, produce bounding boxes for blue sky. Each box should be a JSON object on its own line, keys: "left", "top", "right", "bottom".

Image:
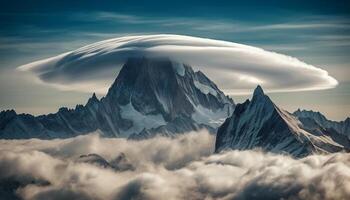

{"left": 0, "top": 0, "right": 349, "bottom": 120}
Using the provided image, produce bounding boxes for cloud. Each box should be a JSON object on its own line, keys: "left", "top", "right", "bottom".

{"left": 0, "top": 131, "right": 349, "bottom": 200}
{"left": 18, "top": 34, "right": 338, "bottom": 95}
{"left": 81, "top": 12, "right": 350, "bottom": 32}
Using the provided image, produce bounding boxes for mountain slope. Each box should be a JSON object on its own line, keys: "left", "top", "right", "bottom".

{"left": 215, "top": 86, "right": 349, "bottom": 157}
{"left": 294, "top": 109, "right": 350, "bottom": 138}
{"left": 0, "top": 57, "right": 234, "bottom": 139}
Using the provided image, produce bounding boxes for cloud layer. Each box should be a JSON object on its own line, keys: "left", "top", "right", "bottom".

{"left": 0, "top": 131, "right": 349, "bottom": 200}
{"left": 18, "top": 34, "right": 338, "bottom": 95}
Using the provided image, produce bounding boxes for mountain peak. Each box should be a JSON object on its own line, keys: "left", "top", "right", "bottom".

{"left": 215, "top": 85, "right": 350, "bottom": 157}
{"left": 253, "top": 85, "right": 265, "bottom": 97}
{"left": 107, "top": 57, "right": 186, "bottom": 104}
{"left": 86, "top": 92, "right": 99, "bottom": 107}
{"left": 103, "top": 56, "right": 235, "bottom": 136}
{"left": 90, "top": 92, "right": 98, "bottom": 101}
{"left": 251, "top": 85, "right": 271, "bottom": 104}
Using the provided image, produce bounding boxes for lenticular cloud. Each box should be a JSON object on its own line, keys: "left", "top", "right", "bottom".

{"left": 18, "top": 34, "right": 338, "bottom": 94}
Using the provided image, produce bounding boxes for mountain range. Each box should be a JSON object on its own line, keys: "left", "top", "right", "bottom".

{"left": 0, "top": 57, "right": 348, "bottom": 157}
{"left": 0, "top": 57, "right": 234, "bottom": 139}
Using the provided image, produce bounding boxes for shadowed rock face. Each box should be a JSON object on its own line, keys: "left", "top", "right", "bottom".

{"left": 0, "top": 57, "right": 234, "bottom": 139}
{"left": 215, "top": 86, "right": 350, "bottom": 157}
{"left": 107, "top": 58, "right": 231, "bottom": 121}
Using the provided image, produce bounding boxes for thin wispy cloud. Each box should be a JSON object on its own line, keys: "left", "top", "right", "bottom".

{"left": 248, "top": 21, "right": 350, "bottom": 31}
{"left": 2, "top": 12, "right": 349, "bottom": 55}
{"left": 85, "top": 12, "right": 350, "bottom": 32}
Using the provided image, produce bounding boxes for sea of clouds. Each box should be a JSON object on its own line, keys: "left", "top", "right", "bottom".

{"left": 0, "top": 131, "right": 349, "bottom": 200}
{"left": 18, "top": 34, "right": 337, "bottom": 95}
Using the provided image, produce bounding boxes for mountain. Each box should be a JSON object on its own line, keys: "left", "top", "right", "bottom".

{"left": 293, "top": 109, "right": 350, "bottom": 138}
{"left": 215, "top": 85, "right": 349, "bottom": 157}
{"left": 0, "top": 57, "right": 234, "bottom": 139}
{"left": 76, "top": 153, "right": 135, "bottom": 171}
{"left": 76, "top": 154, "right": 112, "bottom": 169}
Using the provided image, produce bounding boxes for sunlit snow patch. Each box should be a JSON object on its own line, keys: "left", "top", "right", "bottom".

{"left": 192, "top": 105, "right": 230, "bottom": 128}
{"left": 194, "top": 80, "right": 217, "bottom": 96}
{"left": 172, "top": 61, "right": 186, "bottom": 76}
{"left": 120, "top": 103, "right": 167, "bottom": 136}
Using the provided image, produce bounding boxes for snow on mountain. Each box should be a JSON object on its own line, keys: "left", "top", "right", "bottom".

{"left": 294, "top": 109, "right": 350, "bottom": 138}
{"left": 215, "top": 85, "right": 349, "bottom": 157}
{"left": 194, "top": 80, "right": 217, "bottom": 96}
{"left": 119, "top": 102, "right": 167, "bottom": 136}
{"left": 0, "top": 57, "right": 234, "bottom": 139}
{"left": 172, "top": 61, "right": 186, "bottom": 76}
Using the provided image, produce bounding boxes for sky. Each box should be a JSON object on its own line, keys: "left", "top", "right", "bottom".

{"left": 0, "top": 0, "right": 349, "bottom": 120}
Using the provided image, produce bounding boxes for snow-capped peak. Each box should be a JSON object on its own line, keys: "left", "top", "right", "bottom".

{"left": 215, "top": 85, "right": 349, "bottom": 157}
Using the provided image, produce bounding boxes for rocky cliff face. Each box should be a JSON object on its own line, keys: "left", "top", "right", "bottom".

{"left": 0, "top": 57, "right": 234, "bottom": 139}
